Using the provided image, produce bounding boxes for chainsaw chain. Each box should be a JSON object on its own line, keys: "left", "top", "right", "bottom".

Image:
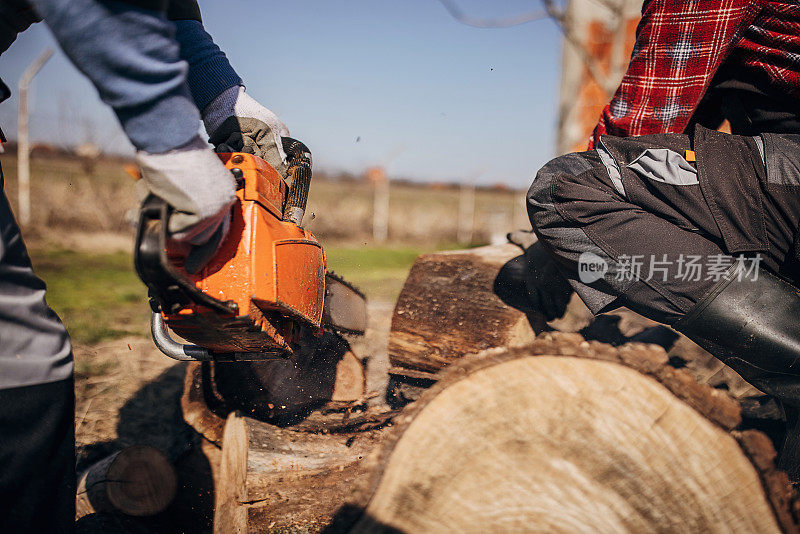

{"left": 324, "top": 270, "right": 367, "bottom": 337}
{"left": 326, "top": 270, "right": 366, "bottom": 300}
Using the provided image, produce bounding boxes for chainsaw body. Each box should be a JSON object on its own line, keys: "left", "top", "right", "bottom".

{"left": 135, "top": 141, "right": 363, "bottom": 361}
{"left": 163, "top": 152, "right": 325, "bottom": 354}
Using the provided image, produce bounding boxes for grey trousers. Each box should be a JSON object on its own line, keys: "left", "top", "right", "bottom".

{"left": 527, "top": 126, "right": 800, "bottom": 325}
{"left": 0, "top": 166, "right": 72, "bottom": 388}
{"left": 0, "top": 163, "right": 75, "bottom": 529}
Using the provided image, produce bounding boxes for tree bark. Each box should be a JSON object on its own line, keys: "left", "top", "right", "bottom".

{"left": 388, "top": 244, "right": 546, "bottom": 380}
{"left": 76, "top": 445, "right": 177, "bottom": 518}
{"left": 212, "top": 411, "right": 393, "bottom": 533}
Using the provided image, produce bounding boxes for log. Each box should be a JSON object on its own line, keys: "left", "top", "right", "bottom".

{"left": 334, "top": 333, "right": 799, "bottom": 534}
{"left": 182, "top": 361, "right": 226, "bottom": 446}
{"left": 214, "top": 412, "right": 248, "bottom": 534}
{"left": 387, "top": 244, "right": 546, "bottom": 379}
{"left": 181, "top": 358, "right": 397, "bottom": 532}
{"left": 331, "top": 350, "right": 366, "bottom": 402}
{"left": 387, "top": 243, "right": 761, "bottom": 403}
{"left": 213, "top": 410, "right": 393, "bottom": 533}
{"left": 76, "top": 445, "right": 177, "bottom": 518}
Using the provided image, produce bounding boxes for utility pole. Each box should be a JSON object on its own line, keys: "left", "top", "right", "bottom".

{"left": 18, "top": 48, "right": 53, "bottom": 227}
{"left": 457, "top": 182, "right": 475, "bottom": 245}
{"left": 367, "top": 167, "right": 389, "bottom": 243}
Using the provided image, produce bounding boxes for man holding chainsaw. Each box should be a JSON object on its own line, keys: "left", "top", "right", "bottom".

{"left": 0, "top": 0, "right": 285, "bottom": 528}
{"left": 524, "top": 0, "right": 800, "bottom": 477}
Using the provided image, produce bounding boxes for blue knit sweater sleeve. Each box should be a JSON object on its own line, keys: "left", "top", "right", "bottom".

{"left": 173, "top": 19, "right": 243, "bottom": 113}
{"left": 30, "top": 0, "right": 199, "bottom": 153}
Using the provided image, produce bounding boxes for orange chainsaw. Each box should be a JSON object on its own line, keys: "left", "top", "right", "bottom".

{"left": 134, "top": 139, "right": 367, "bottom": 362}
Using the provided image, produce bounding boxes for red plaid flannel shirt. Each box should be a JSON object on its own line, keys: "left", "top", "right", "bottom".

{"left": 589, "top": 0, "right": 800, "bottom": 148}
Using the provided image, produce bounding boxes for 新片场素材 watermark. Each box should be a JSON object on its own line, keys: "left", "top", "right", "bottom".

{"left": 577, "top": 253, "right": 762, "bottom": 284}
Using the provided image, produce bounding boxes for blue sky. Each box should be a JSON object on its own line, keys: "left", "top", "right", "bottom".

{"left": 0, "top": 0, "right": 563, "bottom": 187}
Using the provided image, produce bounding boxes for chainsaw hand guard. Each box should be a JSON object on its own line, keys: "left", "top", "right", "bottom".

{"left": 134, "top": 195, "right": 239, "bottom": 316}
{"left": 282, "top": 137, "right": 312, "bottom": 225}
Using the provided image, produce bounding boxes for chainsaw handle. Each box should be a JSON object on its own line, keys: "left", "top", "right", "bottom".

{"left": 150, "top": 312, "right": 285, "bottom": 362}
{"left": 134, "top": 195, "right": 238, "bottom": 315}
{"left": 150, "top": 312, "right": 213, "bottom": 361}
{"left": 281, "top": 137, "right": 312, "bottom": 225}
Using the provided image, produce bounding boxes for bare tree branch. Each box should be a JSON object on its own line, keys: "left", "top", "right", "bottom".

{"left": 435, "top": 0, "right": 548, "bottom": 28}
{"left": 435, "top": 0, "right": 627, "bottom": 97}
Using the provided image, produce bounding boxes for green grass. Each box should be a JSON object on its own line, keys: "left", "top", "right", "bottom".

{"left": 27, "top": 244, "right": 453, "bottom": 344}
{"left": 325, "top": 246, "right": 431, "bottom": 303}
{"left": 29, "top": 248, "right": 150, "bottom": 344}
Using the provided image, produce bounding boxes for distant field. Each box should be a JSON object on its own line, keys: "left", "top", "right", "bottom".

{"left": 0, "top": 155, "right": 529, "bottom": 245}
{"left": 29, "top": 244, "right": 438, "bottom": 344}
{"left": 9, "top": 152, "right": 503, "bottom": 343}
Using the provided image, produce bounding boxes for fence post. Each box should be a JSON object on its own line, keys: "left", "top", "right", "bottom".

{"left": 368, "top": 167, "right": 389, "bottom": 243}
{"left": 457, "top": 183, "right": 475, "bottom": 244}
{"left": 17, "top": 48, "right": 53, "bottom": 227}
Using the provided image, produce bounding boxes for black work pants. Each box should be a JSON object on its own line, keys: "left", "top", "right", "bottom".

{"left": 0, "top": 161, "right": 75, "bottom": 531}
{"left": 0, "top": 379, "right": 75, "bottom": 533}
{"left": 527, "top": 125, "right": 800, "bottom": 325}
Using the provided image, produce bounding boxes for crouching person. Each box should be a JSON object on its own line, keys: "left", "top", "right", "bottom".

{"left": 527, "top": 125, "right": 800, "bottom": 476}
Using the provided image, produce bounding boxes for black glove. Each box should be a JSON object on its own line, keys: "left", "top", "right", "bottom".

{"left": 495, "top": 235, "right": 574, "bottom": 321}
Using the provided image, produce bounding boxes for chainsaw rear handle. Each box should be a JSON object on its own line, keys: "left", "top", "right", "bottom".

{"left": 281, "top": 137, "right": 312, "bottom": 225}
{"left": 150, "top": 312, "right": 285, "bottom": 362}
{"left": 134, "top": 195, "right": 238, "bottom": 316}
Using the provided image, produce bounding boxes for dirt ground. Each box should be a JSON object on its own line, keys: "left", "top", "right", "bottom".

{"left": 74, "top": 337, "right": 188, "bottom": 470}
{"left": 73, "top": 301, "right": 396, "bottom": 469}
{"left": 73, "top": 292, "right": 755, "bottom": 472}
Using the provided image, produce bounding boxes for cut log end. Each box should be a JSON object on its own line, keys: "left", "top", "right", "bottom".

{"left": 76, "top": 445, "right": 177, "bottom": 518}
{"left": 341, "top": 336, "right": 798, "bottom": 534}
{"left": 213, "top": 412, "right": 248, "bottom": 534}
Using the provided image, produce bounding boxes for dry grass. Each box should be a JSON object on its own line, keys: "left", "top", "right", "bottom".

{"left": 305, "top": 179, "right": 529, "bottom": 245}
{"left": 2, "top": 156, "right": 138, "bottom": 232}
{"left": 1, "top": 155, "right": 530, "bottom": 246}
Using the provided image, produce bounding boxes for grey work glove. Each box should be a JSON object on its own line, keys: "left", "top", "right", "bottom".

{"left": 136, "top": 135, "right": 237, "bottom": 273}
{"left": 202, "top": 85, "right": 290, "bottom": 178}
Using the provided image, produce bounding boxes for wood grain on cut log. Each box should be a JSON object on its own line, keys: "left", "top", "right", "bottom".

{"left": 331, "top": 350, "right": 366, "bottom": 402}
{"left": 388, "top": 244, "right": 546, "bottom": 377}
{"left": 76, "top": 445, "right": 177, "bottom": 518}
{"left": 214, "top": 412, "right": 248, "bottom": 534}
{"left": 338, "top": 333, "right": 798, "bottom": 534}
{"left": 213, "top": 412, "right": 391, "bottom": 533}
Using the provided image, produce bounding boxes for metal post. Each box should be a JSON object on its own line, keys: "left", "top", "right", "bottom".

{"left": 373, "top": 178, "right": 389, "bottom": 243}
{"left": 17, "top": 48, "right": 53, "bottom": 227}
{"left": 457, "top": 183, "right": 475, "bottom": 245}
